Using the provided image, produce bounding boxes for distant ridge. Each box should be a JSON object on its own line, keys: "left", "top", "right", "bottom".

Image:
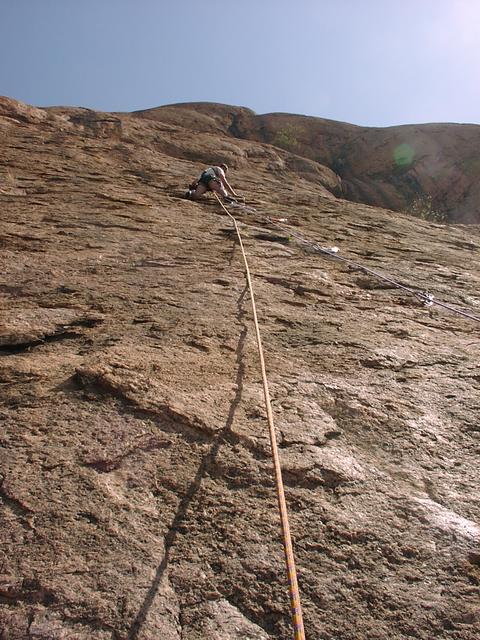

{"left": 135, "top": 101, "right": 480, "bottom": 223}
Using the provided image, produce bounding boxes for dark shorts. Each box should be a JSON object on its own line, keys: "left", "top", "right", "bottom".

{"left": 199, "top": 171, "right": 219, "bottom": 188}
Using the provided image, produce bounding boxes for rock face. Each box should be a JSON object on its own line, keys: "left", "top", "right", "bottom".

{"left": 137, "top": 102, "right": 480, "bottom": 223}
{"left": 1, "top": 96, "right": 480, "bottom": 639}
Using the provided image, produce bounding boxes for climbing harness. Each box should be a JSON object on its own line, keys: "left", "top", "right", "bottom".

{"left": 214, "top": 193, "right": 306, "bottom": 640}
{"left": 198, "top": 167, "right": 220, "bottom": 186}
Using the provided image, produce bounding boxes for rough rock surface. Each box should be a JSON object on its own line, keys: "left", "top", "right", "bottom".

{"left": 1, "top": 96, "right": 479, "bottom": 639}
{"left": 137, "top": 102, "right": 480, "bottom": 223}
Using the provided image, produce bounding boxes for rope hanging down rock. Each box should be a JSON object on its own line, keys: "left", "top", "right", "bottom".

{"left": 214, "top": 193, "right": 306, "bottom": 640}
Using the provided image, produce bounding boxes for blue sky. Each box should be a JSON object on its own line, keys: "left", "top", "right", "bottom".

{"left": 1, "top": 0, "right": 479, "bottom": 126}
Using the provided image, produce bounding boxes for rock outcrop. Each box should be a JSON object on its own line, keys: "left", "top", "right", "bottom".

{"left": 137, "top": 102, "right": 480, "bottom": 223}
{"left": 1, "top": 96, "right": 479, "bottom": 639}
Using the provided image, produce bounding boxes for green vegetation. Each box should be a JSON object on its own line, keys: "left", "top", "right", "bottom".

{"left": 273, "top": 124, "right": 303, "bottom": 151}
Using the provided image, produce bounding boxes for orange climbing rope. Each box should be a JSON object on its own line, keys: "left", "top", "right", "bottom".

{"left": 214, "top": 193, "right": 306, "bottom": 640}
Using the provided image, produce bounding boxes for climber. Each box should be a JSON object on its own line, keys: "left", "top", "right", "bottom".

{"left": 185, "top": 163, "right": 240, "bottom": 202}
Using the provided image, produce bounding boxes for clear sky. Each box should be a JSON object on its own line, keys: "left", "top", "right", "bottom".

{"left": 1, "top": 0, "right": 479, "bottom": 127}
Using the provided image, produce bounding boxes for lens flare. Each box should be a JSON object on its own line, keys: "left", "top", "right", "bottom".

{"left": 393, "top": 143, "right": 415, "bottom": 167}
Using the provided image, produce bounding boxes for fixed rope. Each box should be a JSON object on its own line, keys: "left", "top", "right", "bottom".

{"left": 226, "top": 198, "right": 480, "bottom": 324}
{"left": 264, "top": 217, "right": 480, "bottom": 324}
{"left": 214, "top": 193, "right": 306, "bottom": 640}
